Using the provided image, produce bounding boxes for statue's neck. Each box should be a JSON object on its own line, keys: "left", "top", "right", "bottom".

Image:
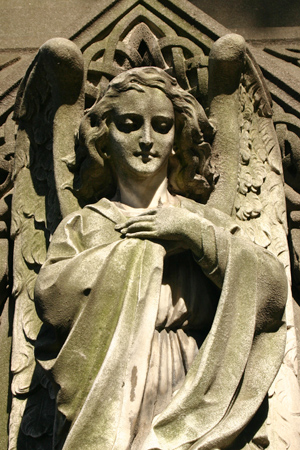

{"left": 113, "top": 175, "right": 169, "bottom": 209}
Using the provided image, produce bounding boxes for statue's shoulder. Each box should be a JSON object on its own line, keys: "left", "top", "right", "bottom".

{"left": 49, "top": 198, "right": 124, "bottom": 250}
{"left": 54, "top": 198, "right": 117, "bottom": 236}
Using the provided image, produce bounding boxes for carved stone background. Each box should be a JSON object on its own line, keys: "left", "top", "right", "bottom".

{"left": 1, "top": 1, "right": 300, "bottom": 449}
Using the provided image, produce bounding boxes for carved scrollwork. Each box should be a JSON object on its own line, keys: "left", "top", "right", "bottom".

{"left": 83, "top": 15, "right": 208, "bottom": 108}
{"left": 264, "top": 45, "right": 300, "bottom": 68}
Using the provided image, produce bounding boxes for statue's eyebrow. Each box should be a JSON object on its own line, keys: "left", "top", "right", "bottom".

{"left": 113, "top": 112, "right": 143, "bottom": 121}
{"left": 151, "top": 114, "right": 174, "bottom": 120}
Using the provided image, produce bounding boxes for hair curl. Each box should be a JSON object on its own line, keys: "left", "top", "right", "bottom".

{"left": 74, "top": 67, "right": 216, "bottom": 205}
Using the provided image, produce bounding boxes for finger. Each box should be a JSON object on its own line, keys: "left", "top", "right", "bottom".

{"left": 136, "top": 209, "right": 158, "bottom": 216}
{"left": 126, "top": 230, "right": 158, "bottom": 239}
{"left": 115, "top": 215, "right": 155, "bottom": 230}
{"left": 124, "top": 221, "right": 155, "bottom": 233}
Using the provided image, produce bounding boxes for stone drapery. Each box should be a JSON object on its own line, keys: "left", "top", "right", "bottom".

{"left": 34, "top": 197, "right": 287, "bottom": 450}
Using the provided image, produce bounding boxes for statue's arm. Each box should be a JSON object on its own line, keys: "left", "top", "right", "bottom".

{"left": 185, "top": 209, "right": 287, "bottom": 338}
{"left": 117, "top": 202, "right": 287, "bottom": 308}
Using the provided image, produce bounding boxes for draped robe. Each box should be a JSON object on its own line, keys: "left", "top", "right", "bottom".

{"left": 34, "top": 196, "right": 287, "bottom": 450}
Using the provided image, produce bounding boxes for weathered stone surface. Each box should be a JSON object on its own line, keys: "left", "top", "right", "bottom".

{"left": 1, "top": 1, "right": 300, "bottom": 449}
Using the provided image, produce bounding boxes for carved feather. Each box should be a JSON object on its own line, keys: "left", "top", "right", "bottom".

{"left": 237, "top": 41, "right": 300, "bottom": 450}
{"left": 207, "top": 34, "right": 300, "bottom": 449}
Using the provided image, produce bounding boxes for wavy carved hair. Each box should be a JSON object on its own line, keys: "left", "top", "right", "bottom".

{"left": 75, "top": 66, "right": 216, "bottom": 204}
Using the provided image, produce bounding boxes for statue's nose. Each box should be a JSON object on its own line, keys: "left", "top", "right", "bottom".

{"left": 139, "top": 123, "right": 153, "bottom": 150}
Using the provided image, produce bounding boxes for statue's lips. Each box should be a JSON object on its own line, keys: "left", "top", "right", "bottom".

{"left": 133, "top": 150, "right": 159, "bottom": 161}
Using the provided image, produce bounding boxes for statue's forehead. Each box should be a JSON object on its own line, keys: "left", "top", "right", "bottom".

{"left": 111, "top": 86, "right": 174, "bottom": 116}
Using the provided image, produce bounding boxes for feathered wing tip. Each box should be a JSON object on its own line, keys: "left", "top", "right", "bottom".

{"left": 9, "top": 39, "right": 84, "bottom": 450}
{"left": 244, "top": 46, "right": 273, "bottom": 118}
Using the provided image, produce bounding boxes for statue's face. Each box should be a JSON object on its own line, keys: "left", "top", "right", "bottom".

{"left": 106, "top": 86, "right": 175, "bottom": 180}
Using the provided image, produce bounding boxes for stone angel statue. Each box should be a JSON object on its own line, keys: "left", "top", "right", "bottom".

{"left": 7, "top": 33, "right": 300, "bottom": 450}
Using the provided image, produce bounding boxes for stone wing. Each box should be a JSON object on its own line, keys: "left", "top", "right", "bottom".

{"left": 207, "top": 34, "right": 300, "bottom": 449}
{"left": 9, "top": 38, "right": 84, "bottom": 450}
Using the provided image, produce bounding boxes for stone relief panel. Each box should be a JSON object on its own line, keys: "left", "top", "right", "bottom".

{"left": 83, "top": 14, "right": 209, "bottom": 108}
{"left": 264, "top": 45, "right": 300, "bottom": 69}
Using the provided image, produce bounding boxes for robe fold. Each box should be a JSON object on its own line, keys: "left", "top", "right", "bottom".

{"left": 34, "top": 197, "right": 287, "bottom": 450}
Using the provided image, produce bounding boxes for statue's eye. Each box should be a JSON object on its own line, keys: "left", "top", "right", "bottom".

{"left": 152, "top": 117, "right": 174, "bottom": 134}
{"left": 115, "top": 115, "right": 142, "bottom": 133}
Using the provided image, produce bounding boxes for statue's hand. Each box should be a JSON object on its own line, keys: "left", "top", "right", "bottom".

{"left": 115, "top": 206, "right": 204, "bottom": 258}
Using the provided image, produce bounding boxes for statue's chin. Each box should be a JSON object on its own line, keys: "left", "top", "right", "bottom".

{"left": 113, "top": 155, "right": 169, "bottom": 182}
